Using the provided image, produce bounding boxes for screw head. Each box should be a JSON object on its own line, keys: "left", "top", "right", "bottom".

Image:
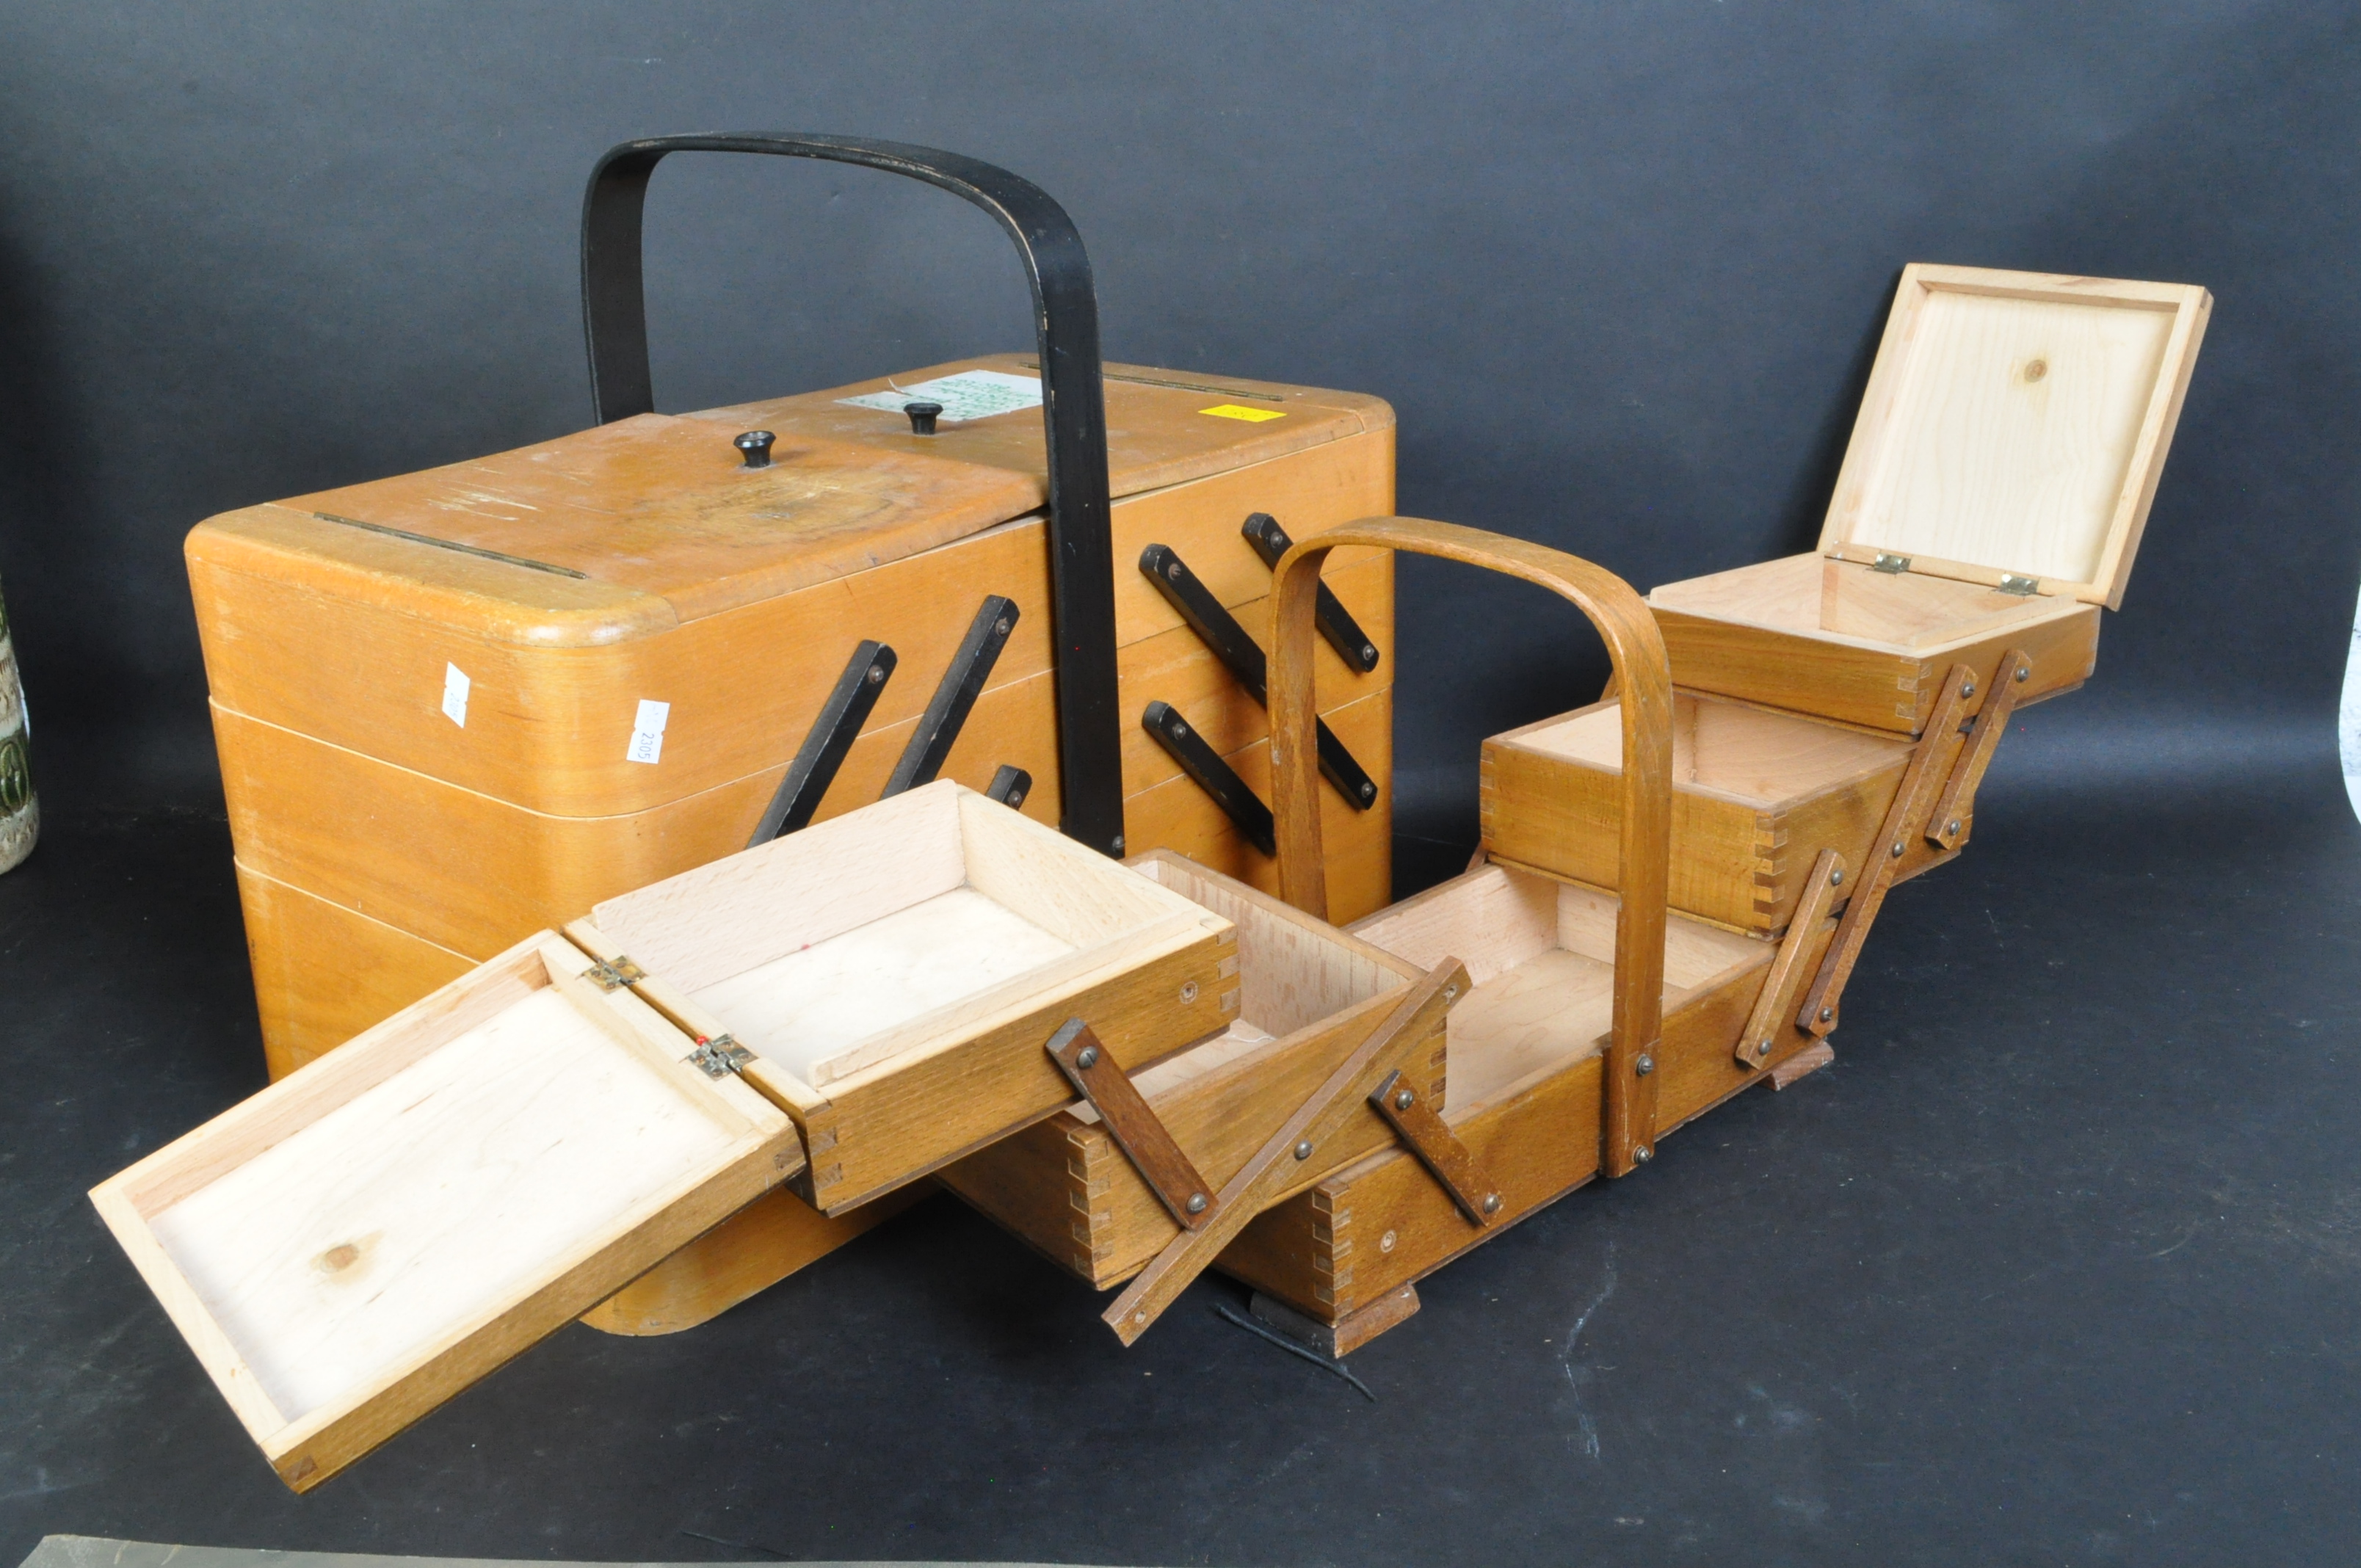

{"left": 2014, "top": 665, "right": 2030, "bottom": 683}
{"left": 1186, "top": 1192, "right": 1208, "bottom": 1214}
{"left": 1482, "top": 1193, "right": 1503, "bottom": 1215}
{"left": 1294, "top": 1140, "right": 1315, "bottom": 1161}
{"left": 1755, "top": 1039, "right": 1771, "bottom": 1058}
{"left": 1634, "top": 1053, "right": 1655, "bottom": 1077}
{"left": 1947, "top": 819, "right": 1961, "bottom": 835}
{"left": 1891, "top": 841, "right": 1907, "bottom": 857}
{"left": 1074, "top": 1045, "right": 1099, "bottom": 1070}
{"left": 1444, "top": 984, "right": 1460, "bottom": 1001}
{"left": 1394, "top": 1088, "right": 1415, "bottom": 1110}
{"left": 1179, "top": 980, "right": 1199, "bottom": 1004}
{"left": 1819, "top": 1006, "right": 1835, "bottom": 1023}
{"left": 1380, "top": 1229, "right": 1399, "bottom": 1253}
{"left": 1633, "top": 1145, "right": 1653, "bottom": 1164}
{"left": 1962, "top": 680, "right": 1976, "bottom": 698}
{"left": 1830, "top": 868, "right": 1844, "bottom": 886}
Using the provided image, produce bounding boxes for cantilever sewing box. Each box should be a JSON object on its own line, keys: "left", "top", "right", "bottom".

{"left": 106, "top": 128, "right": 2210, "bottom": 1488}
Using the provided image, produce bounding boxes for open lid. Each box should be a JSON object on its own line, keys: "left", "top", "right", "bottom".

{"left": 1818, "top": 264, "right": 2211, "bottom": 609}
{"left": 90, "top": 932, "right": 799, "bottom": 1490}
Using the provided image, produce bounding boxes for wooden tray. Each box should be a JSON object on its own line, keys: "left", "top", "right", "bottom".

{"left": 938, "top": 850, "right": 1443, "bottom": 1288}
{"left": 1649, "top": 264, "right": 2210, "bottom": 733}
{"left": 567, "top": 780, "right": 1239, "bottom": 1214}
{"left": 1481, "top": 689, "right": 1912, "bottom": 932}
{"left": 90, "top": 932, "right": 802, "bottom": 1491}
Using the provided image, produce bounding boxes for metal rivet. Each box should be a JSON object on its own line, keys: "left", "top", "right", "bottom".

{"left": 1167, "top": 561, "right": 1183, "bottom": 581}
{"left": 1891, "top": 841, "right": 1906, "bottom": 857}
{"left": 1947, "top": 819, "right": 1961, "bottom": 835}
{"left": 1360, "top": 781, "right": 1377, "bottom": 801}
{"left": 994, "top": 617, "right": 1011, "bottom": 636}
{"left": 1111, "top": 835, "right": 1125, "bottom": 854}
{"left": 1829, "top": 868, "right": 1843, "bottom": 886}
{"left": 1444, "top": 984, "right": 1460, "bottom": 1001}
{"left": 1962, "top": 680, "right": 1976, "bottom": 698}
{"left": 1634, "top": 1053, "right": 1655, "bottom": 1077}
{"left": 1482, "top": 1193, "right": 1502, "bottom": 1214}
{"left": 1394, "top": 1088, "right": 1415, "bottom": 1110}
{"left": 1179, "top": 981, "right": 1199, "bottom": 1005}
{"left": 1755, "top": 1039, "right": 1771, "bottom": 1058}
{"left": 1819, "top": 1006, "right": 1834, "bottom": 1023}
{"left": 866, "top": 664, "right": 885, "bottom": 684}
{"left": 1074, "top": 1045, "right": 1099, "bottom": 1070}
{"left": 1173, "top": 719, "right": 1189, "bottom": 736}
{"left": 1186, "top": 1192, "right": 1207, "bottom": 1214}
{"left": 1380, "top": 1229, "right": 1398, "bottom": 1253}
{"left": 1362, "top": 645, "right": 1378, "bottom": 662}
{"left": 1007, "top": 789, "right": 1026, "bottom": 807}
{"left": 2014, "top": 665, "right": 2030, "bottom": 683}
{"left": 1134, "top": 1310, "right": 1147, "bottom": 1324}
{"left": 1633, "top": 1145, "right": 1653, "bottom": 1164}
{"left": 1294, "top": 1140, "right": 1314, "bottom": 1161}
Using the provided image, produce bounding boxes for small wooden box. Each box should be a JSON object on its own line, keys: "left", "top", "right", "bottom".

{"left": 570, "top": 780, "right": 1239, "bottom": 1214}
{"left": 96, "top": 780, "right": 1238, "bottom": 1486}
{"left": 90, "top": 932, "right": 802, "bottom": 1492}
{"left": 1648, "top": 265, "right": 2211, "bottom": 733}
{"left": 937, "top": 851, "right": 1444, "bottom": 1288}
{"left": 1481, "top": 690, "right": 1912, "bottom": 933}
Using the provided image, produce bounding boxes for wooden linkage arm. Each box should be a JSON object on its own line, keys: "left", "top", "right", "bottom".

{"left": 1101, "top": 960, "right": 1466, "bottom": 1345}
{"left": 1266, "top": 518, "right": 1675, "bottom": 1176}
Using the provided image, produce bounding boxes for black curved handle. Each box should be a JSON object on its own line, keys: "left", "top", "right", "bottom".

{"left": 581, "top": 132, "right": 1125, "bottom": 857}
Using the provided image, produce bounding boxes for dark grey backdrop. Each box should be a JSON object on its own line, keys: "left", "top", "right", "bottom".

{"left": 6, "top": 6, "right": 2361, "bottom": 1567}
{"left": 1, "top": 1, "right": 2353, "bottom": 825}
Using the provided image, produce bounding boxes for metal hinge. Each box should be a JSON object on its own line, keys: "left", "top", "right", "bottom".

{"left": 689, "top": 1034, "right": 754, "bottom": 1078}
{"left": 584, "top": 956, "right": 647, "bottom": 991}
{"left": 1996, "top": 573, "right": 2040, "bottom": 596}
{"left": 1872, "top": 553, "right": 1912, "bottom": 574}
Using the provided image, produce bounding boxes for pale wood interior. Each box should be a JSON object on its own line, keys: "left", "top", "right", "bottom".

{"left": 1132, "top": 853, "right": 1405, "bottom": 1037}
{"left": 594, "top": 782, "right": 1219, "bottom": 1089}
{"left": 1351, "top": 865, "right": 1761, "bottom": 1112}
{"left": 1506, "top": 690, "right": 1910, "bottom": 807}
{"left": 137, "top": 969, "right": 750, "bottom": 1428}
{"left": 694, "top": 888, "right": 1075, "bottom": 1085}
{"left": 1647, "top": 553, "right": 2083, "bottom": 652}
{"left": 1835, "top": 287, "right": 2175, "bottom": 586}
{"left": 1070, "top": 1018, "right": 1281, "bottom": 1125}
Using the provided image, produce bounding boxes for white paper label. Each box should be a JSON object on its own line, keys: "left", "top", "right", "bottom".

{"left": 626, "top": 698, "right": 670, "bottom": 765}
{"left": 836, "top": 369, "right": 1042, "bottom": 424}
{"left": 441, "top": 663, "right": 470, "bottom": 727}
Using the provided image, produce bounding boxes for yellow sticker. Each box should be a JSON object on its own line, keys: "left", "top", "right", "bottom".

{"left": 1199, "top": 403, "right": 1288, "bottom": 423}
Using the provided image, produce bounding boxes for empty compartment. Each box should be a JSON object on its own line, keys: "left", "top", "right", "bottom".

{"left": 939, "top": 851, "right": 1437, "bottom": 1288}
{"left": 1352, "top": 863, "right": 1765, "bottom": 1112}
{"left": 92, "top": 934, "right": 796, "bottom": 1491}
{"left": 576, "top": 781, "right": 1241, "bottom": 1212}
{"left": 1482, "top": 689, "right": 1912, "bottom": 933}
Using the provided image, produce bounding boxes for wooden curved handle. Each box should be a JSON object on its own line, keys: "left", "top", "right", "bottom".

{"left": 1269, "top": 516, "right": 1674, "bottom": 1172}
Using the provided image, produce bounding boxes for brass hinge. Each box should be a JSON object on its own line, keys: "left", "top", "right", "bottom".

{"left": 1872, "top": 553, "right": 1912, "bottom": 574}
{"left": 688, "top": 1034, "right": 754, "bottom": 1078}
{"left": 1996, "top": 573, "right": 2040, "bottom": 596}
{"left": 584, "top": 955, "right": 647, "bottom": 992}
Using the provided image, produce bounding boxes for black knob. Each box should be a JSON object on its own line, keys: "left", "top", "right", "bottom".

{"left": 904, "top": 401, "right": 943, "bottom": 436}
{"left": 735, "top": 430, "right": 775, "bottom": 468}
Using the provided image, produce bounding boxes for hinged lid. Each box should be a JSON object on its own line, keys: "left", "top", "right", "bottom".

{"left": 1818, "top": 264, "right": 2211, "bottom": 609}
{"left": 90, "top": 932, "right": 800, "bottom": 1491}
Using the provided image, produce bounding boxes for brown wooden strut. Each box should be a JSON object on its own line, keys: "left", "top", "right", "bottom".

{"left": 1795, "top": 646, "right": 2028, "bottom": 1037}
{"left": 1044, "top": 1018, "right": 1216, "bottom": 1230}
{"left": 1101, "top": 961, "right": 1466, "bottom": 1346}
{"left": 1736, "top": 847, "right": 1847, "bottom": 1067}
{"left": 1367, "top": 1068, "right": 1502, "bottom": 1227}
